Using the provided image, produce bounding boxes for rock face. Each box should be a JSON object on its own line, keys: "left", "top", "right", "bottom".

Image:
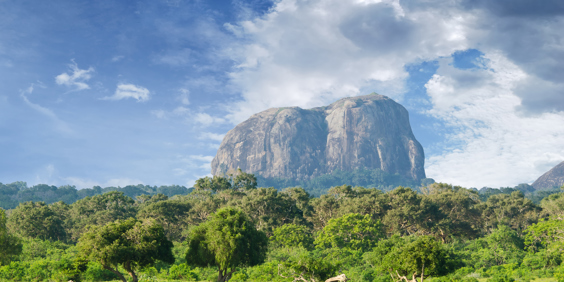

{"left": 212, "top": 93, "right": 426, "bottom": 182}
{"left": 532, "top": 161, "right": 564, "bottom": 190}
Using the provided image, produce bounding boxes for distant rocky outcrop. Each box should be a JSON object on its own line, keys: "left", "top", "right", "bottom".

{"left": 212, "top": 93, "right": 426, "bottom": 183}
{"left": 532, "top": 161, "right": 564, "bottom": 190}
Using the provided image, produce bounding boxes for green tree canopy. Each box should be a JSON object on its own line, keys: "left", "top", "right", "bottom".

{"left": 68, "top": 191, "right": 137, "bottom": 241}
{"left": 77, "top": 218, "right": 174, "bottom": 282}
{"left": 137, "top": 199, "right": 191, "bottom": 241}
{"left": 7, "top": 201, "right": 67, "bottom": 241}
{"left": 234, "top": 187, "right": 305, "bottom": 236}
{"left": 423, "top": 183, "right": 482, "bottom": 242}
{"left": 194, "top": 176, "right": 232, "bottom": 192}
{"left": 364, "top": 235, "right": 459, "bottom": 282}
{"left": 232, "top": 169, "right": 258, "bottom": 191}
{"left": 479, "top": 191, "right": 540, "bottom": 233}
{"left": 0, "top": 209, "right": 22, "bottom": 265}
{"left": 314, "top": 213, "right": 384, "bottom": 251}
{"left": 185, "top": 207, "right": 268, "bottom": 282}
{"left": 271, "top": 223, "right": 314, "bottom": 250}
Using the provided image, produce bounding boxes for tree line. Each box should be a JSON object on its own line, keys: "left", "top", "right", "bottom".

{"left": 0, "top": 182, "right": 191, "bottom": 209}
{"left": 0, "top": 172, "right": 563, "bottom": 281}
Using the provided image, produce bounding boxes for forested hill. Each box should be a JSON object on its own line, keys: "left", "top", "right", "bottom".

{"left": 0, "top": 182, "right": 191, "bottom": 209}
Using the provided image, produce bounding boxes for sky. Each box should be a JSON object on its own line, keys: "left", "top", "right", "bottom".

{"left": 1, "top": 0, "right": 564, "bottom": 189}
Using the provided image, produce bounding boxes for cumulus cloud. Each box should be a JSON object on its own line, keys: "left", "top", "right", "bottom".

{"left": 223, "top": 0, "right": 470, "bottom": 123}
{"left": 446, "top": 0, "right": 564, "bottom": 113}
{"left": 215, "top": 0, "right": 564, "bottom": 187}
{"left": 424, "top": 53, "right": 564, "bottom": 187}
{"left": 55, "top": 60, "right": 94, "bottom": 91}
{"left": 103, "top": 84, "right": 151, "bottom": 102}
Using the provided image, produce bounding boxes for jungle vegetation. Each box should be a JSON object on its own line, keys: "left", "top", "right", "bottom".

{"left": 0, "top": 172, "right": 563, "bottom": 282}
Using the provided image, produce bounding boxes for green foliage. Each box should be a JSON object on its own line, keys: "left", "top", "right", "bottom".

{"left": 257, "top": 168, "right": 427, "bottom": 196}
{"left": 167, "top": 263, "right": 199, "bottom": 280}
{"left": 277, "top": 251, "right": 338, "bottom": 282}
{"left": 185, "top": 207, "right": 268, "bottom": 282}
{"left": 68, "top": 191, "right": 137, "bottom": 241}
{"left": 540, "top": 192, "right": 564, "bottom": 219}
{"left": 4, "top": 172, "right": 564, "bottom": 282}
{"left": 232, "top": 168, "right": 258, "bottom": 191}
{"left": 315, "top": 213, "right": 384, "bottom": 251}
{"left": 7, "top": 201, "right": 67, "bottom": 241}
{"left": 365, "top": 235, "right": 460, "bottom": 279}
{"left": 479, "top": 191, "right": 540, "bottom": 233}
{"left": 462, "top": 225, "right": 525, "bottom": 269}
{"left": 194, "top": 176, "right": 232, "bottom": 192}
{"left": 78, "top": 218, "right": 174, "bottom": 282}
{"left": 234, "top": 187, "right": 305, "bottom": 236}
{"left": 0, "top": 181, "right": 191, "bottom": 210}
{"left": 523, "top": 217, "right": 564, "bottom": 268}
{"left": 271, "top": 223, "right": 314, "bottom": 250}
{"left": 423, "top": 183, "right": 482, "bottom": 242}
{"left": 0, "top": 209, "right": 21, "bottom": 265}
{"left": 137, "top": 199, "right": 191, "bottom": 241}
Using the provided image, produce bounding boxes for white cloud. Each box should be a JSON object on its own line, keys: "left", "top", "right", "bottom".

{"left": 424, "top": 52, "right": 564, "bottom": 187}
{"left": 194, "top": 112, "right": 225, "bottom": 126}
{"left": 104, "top": 178, "right": 144, "bottom": 187}
{"left": 189, "top": 155, "right": 215, "bottom": 163}
{"left": 154, "top": 48, "right": 192, "bottom": 66}
{"left": 151, "top": 109, "right": 167, "bottom": 119}
{"left": 177, "top": 88, "right": 190, "bottom": 105}
{"left": 111, "top": 55, "right": 124, "bottom": 62}
{"left": 20, "top": 85, "right": 72, "bottom": 134}
{"left": 224, "top": 0, "right": 470, "bottom": 123}
{"left": 55, "top": 60, "right": 94, "bottom": 91}
{"left": 199, "top": 132, "right": 225, "bottom": 142}
{"left": 103, "top": 84, "right": 151, "bottom": 102}
{"left": 63, "top": 177, "right": 144, "bottom": 189}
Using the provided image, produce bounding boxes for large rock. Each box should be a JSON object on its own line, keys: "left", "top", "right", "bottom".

{"left": 532, "top": 161, "right": 564, "bottom": 190}
{"left": 212, "top": 93, "right": 426, "bottom": 182}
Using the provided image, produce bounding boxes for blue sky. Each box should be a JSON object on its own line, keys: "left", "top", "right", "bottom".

{"left": 1, "top": 0, "right": 564, "bottom": 189}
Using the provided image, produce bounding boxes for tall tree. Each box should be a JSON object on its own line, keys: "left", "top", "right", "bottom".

{"left": 185, "top": 207, "right": 268, "bottom": 282}
{"left": 194, "top": 176, "right": 232, "bottom": 192}
{"left": 78, "top": 218, "right": 174, "bottom": 282}
{"left": 68, "top": 191, "right": 137, "bottom": 241}
{"left": 271, "top": 223, "right": 314, "bottom": 250}
{"left": 234, "top": 187, "right": 304, "bottom": 236}
{"left": 0, "top": 209, "right": 22, "bottom": 265}
{"left": 423, "top": 183, "right": 482, "bottom": 242}
{"left": 479, "top": 191, "right": 540, "bottom": 233}
{"left": 364, "top": 235, "right": 459, "bottom": 282}
{"left": 314, "top": 213, "right": 384, "bottom": 251}
{"left": 232, "top": 169, "right": 258, "bottom": 191}
{"left": 137, "top": 200, "right": 191, "bottom": 241}
{"left": 7, "top": 201, "right": 67, "bottom": 241}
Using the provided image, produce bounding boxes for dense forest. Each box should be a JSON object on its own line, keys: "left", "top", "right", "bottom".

{"left": 0, "top": 172, "right": 563, "bottom": 282}
{"left": 256, "top": 168, "right": 434, "bottom": 196}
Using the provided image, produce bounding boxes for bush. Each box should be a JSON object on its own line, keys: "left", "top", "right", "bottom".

{"left": 167, "top": 264, "right": 198, "bottom": 280}
{"left": 82, "top": 261, "right": 119, "bottom": 281}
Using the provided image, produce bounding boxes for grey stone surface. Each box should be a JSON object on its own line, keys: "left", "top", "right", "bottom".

{"left": 532, "top": 161, "right": 564, "bottom": 190}
{"left": 212, "top": 93, "right": 426, "bottom": 182}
